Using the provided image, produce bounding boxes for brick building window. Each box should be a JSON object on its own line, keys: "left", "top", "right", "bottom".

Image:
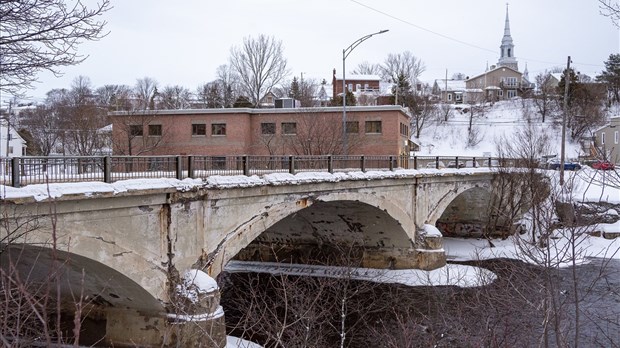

{"left": 365, "top": 121, "right": 382, "bottom": 134}
{"left": 212, "top": 123, "right": 227, "bottom": 136}
{"left": 400, "top": 122, "right": 409, "bottom": 136}
{"left": 192, "top": 124, "right": 206, "bottom": 136}
{"left": 148, "top": 124, "right": 162, "bottom": 136}
{"left": 261, "top": 122, "right": 276, "bottom": 135}
{"left": 129, "top": 125, "right": 143, "bottom": 136}
{"left": 282, "top": 122, "right": 296, "bottom": 135}
{"left": 346, "top": 121, "right": 359, "bottom": 134}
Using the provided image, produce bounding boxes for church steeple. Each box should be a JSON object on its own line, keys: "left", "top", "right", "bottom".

{"left": 498, "top": 4, "right": 518, "bottom": 71}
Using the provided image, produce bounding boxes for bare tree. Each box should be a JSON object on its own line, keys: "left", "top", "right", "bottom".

{"left": 158, "top": 85, "right": 192, "bottom": 109}
{"left": 59, "top": 76, "right": 108, "bottom": 156}
{"left": 18, "top": 105, "right": 61, "bottom": 156}
{"left": 410, "top": 95, "right": 439, "bottom": 138}
{"left": 533, "top": 72, "right": 558, "bottom": 123}
{"left": 352, "top": 61, "right": 382, "bottom": 75}
{"left": 0, "top": 0, "right": 111, "bottom": 95}
{"left": 381, "top": 51, "right": 426, "bottom": 92}
{"left": 280, "top": 109, "right": 361, "bottom": 156}
{"left": 134, "top": 77, "right": 159, "bottom": 110}
{"left": 438, "top": 102, "right": 453, "bottom": 122}
{"left": 96, "top": 84, "right": 133, "bottom": 112}
{"left": 229, "top": 34, "right": 289, "bottom": 107}
{"left": 216, "top": 64, "right": 240, "bottom": 108}
{"left": 599, "top": 0, "right": 620, "bottom": 26}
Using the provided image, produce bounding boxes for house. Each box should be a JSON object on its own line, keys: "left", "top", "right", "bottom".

{"left": 592, "top": 116, "right": 620, "bottom": 163}
{"left": 260, "top": 91, "right": 277, "bottom": 108}
{"left": 110, "top": 105, "right": 412, "bottom": 157}
{"left": 332, "top": 69, "right": 385, "bottom": 106}
{"left": 0, "top": 120, "right": 27, "bottom": 157}
{"left": 432, "top": 79, "right": 473, "bottom": 104}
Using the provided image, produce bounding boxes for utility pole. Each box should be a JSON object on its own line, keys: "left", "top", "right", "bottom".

{"left": 4, "top": 99, "right": 13, "bottom": 157}
{"left": 445, "top": 69, "right": 448, "bottom": 103}
{"left": 560, "top": 56, "right": 571, "bottom": 187}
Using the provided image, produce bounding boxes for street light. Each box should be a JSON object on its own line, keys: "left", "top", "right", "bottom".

{"left": 342, "top": 29, "right": 389, "bottom": 154}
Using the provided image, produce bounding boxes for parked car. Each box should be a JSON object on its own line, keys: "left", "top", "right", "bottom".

{"left": 591, "top": 160, "right": 615, "bottom": 170}
{"left": 547, "top": 159, "right": 582, "bottom": 171}
{"left": 447, "top": 160, "right": 466, "bottom": 168}
{"left": 425, "top": 161, "right": 446, "bottom": 169}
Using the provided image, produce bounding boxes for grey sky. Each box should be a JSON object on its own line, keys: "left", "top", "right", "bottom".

{"left": 19, "top": 0, "right": 620, "bottom": 101}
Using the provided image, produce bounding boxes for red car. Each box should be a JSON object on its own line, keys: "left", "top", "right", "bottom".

{"left": 591, "top": 160, "right": 615, "bottom": 170}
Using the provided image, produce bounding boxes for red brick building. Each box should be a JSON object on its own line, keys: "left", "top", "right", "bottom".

{"left": 110, "top": 106, "right": 411, "bottom": 156}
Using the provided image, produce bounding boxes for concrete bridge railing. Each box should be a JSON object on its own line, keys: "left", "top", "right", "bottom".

{"left": 0, "top": 154, "right": 519, "bottom": 187}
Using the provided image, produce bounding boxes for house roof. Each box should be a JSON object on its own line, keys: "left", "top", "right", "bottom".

{"left": 433, "top": 79, "right": 467, "bottom": 92}
{"left": 336, "top": 74, "right": 381, "bottom": 81}
{"left": 465, "top": 65, "right": 522, "bottom": 82}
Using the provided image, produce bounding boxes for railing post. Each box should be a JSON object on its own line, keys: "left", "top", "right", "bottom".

{"left": 104, "top": 156, "right": 112, "bottom": 183}
{"left": 389, "top": 156, "right": 394, "bottom": 171}
{"left": 455, "top": 156, "right": 459, "bottom": 169}
{"left": 11, "top": 157, "right": 20, "bottom": 188}
{"left": 488, "top": 157, "right": 492, "bottom": 168}
{"left": 360, "top": 155, "right": 366, "bottom": 172}
{"left": 187, "top": 156, "right": 194, "bottom": 178}
{"left": 435, "top": 156, "right": 439, "bottom": 169}
{"left": 176, "top": 156, "right": 183, "bottom": 180}
{"left": 473, "top": 157, "right": 477, "bottom": 168}
{"left": 289, "top": 156, "right": 295, "bottom": 174}
{"left": 328, "top": 155, "right": 333, "bottom": 173}
{"left": 242, "top": 156, "right": 249, "bottom": 176}
{"left": 414, "top": 156, "right": 418, "bottom": 170}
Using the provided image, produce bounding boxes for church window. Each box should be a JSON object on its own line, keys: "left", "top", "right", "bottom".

{"left": 508, "top": 48, "right": 511, "bottom": 57}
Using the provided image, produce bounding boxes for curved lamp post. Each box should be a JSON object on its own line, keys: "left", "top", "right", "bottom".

{"left": 342, "top": 29, "right": 389, "bottom": 154}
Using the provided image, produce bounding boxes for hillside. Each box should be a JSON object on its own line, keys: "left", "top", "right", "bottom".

{"left": 414, "top": 99, "right": 583, "bottom": 158}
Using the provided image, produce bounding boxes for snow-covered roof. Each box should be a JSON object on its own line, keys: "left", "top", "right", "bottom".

{"left": 433, "top": 79, "right": 467, "bottom": 92}
{"left": 550, "top": 73, "right": 563, "bottom": 82}
{"left": 466, "top": 65, "right": 521, "bottom": 82}
{"left": 342, "top": 74, "right": 381, "bottom": 81}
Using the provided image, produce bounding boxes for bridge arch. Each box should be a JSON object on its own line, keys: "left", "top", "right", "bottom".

{"left": 0, "top": 243, "right": 163, "bottom": 312}
{"left": 208, "top": 191, "right": 417, "bottom": 276}
{"left": 425, "top": 182, "right": 494, "bottom": 226}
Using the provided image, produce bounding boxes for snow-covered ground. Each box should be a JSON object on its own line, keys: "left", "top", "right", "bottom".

{"left": 415, "top": 99, "right": 583, "bottom": 158}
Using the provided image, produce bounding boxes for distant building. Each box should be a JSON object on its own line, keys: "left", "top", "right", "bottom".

{"left": 0, "top": 120, "right": 27, "bottom": 157}
{"left": 432, "top": 5, "right": 533, "bottom": 104}
{"left": 592, "top": 116, "right": 620, "bottom": 163}
{"left": 110, "top": 105, "right": 412, "bottom": 157}
{"left": 332, "top": 69, "right": 388, "bottom": 106}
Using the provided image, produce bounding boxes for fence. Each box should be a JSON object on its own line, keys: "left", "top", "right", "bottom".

{"left": 0, "top": 155, "right": 505, "bottom": 188}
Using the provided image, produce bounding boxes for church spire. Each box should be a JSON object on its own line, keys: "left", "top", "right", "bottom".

{"left": 498, "top": 3, "right": 518, "bottom": 71}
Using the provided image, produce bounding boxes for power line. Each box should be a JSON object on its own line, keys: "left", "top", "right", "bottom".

{"left": 349, "top": 0, "right": 606, "bottom": 70}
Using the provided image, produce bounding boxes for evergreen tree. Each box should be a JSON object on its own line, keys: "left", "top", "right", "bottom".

{"left": 557, "top": 68, "right": 579, "bottom": 106}
{"left": 233, "top": 96, "right": 253, "bottom": 108}
{"left": 596, "top": 53, "right": 620, "bottom": 104}
{"left": 289, "top": 77, "right": 301, "bottom": 100}
{"left": 330, "top": 90, "right": 356, "bottom": 107}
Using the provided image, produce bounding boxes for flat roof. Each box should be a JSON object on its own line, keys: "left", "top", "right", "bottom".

{"left": 109, "top": 105, "right": 412, "bottom": 117}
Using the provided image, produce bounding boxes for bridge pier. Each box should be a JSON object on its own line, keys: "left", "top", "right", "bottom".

{"left": 104, "top": 270, "right": 227, "bottom": 348}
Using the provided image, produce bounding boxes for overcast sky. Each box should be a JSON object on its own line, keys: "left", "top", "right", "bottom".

{"left": 14, "top": 0, "right": 620, "bottom": 102}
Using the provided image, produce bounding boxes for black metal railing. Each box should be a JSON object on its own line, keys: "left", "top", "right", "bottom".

{"left": 0, "top": 155, "right": 508, "bottom": 188}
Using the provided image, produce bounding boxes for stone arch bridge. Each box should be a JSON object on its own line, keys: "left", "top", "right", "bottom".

{"left": 0, "top": 170, "right": 527, "bottom": 346}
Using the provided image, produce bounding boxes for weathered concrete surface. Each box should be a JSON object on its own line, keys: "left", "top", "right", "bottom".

{"left": 1, "top": 170, "right": 508, "bottom": 346}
